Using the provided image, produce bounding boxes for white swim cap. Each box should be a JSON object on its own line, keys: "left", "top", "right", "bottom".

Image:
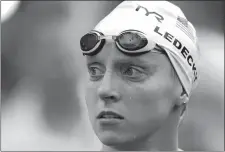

{"left": 93, "top": 1, "right": 200, "bottom": 97}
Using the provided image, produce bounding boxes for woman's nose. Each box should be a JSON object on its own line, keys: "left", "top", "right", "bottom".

{"left": 97, "top": 71, "right": 121, "bottom": 104}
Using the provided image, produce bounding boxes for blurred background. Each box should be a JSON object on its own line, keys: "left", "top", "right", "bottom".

{"left": 1, "top": 1, "right": 224, "bottom": 151}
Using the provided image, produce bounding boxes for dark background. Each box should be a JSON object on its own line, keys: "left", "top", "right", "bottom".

{"left": 1, "top": 1, "right": 224, "bottom": 151}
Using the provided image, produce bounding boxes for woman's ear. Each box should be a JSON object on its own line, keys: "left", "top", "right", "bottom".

{"left": 174, "top": 88, "right": 189, "bottom": 107}
{"left": 179, "top": 91, "right": 189, "bottom": 104}
{"left": 176, "top": 91, "right": 188, "bottom": 127}
{"left": 178, "top": 90, "right": 189, "bottom": 118}
{"left": 173, "top": 88, "right": 189, "bottom": 118}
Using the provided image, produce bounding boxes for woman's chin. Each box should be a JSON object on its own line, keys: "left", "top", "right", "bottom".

{"left": 97, "top": 131, "right": 125, "bottom": 146}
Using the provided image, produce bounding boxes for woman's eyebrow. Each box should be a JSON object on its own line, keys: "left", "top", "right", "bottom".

{"left": 87, "top": 62, "right": 101, "bottom": 67}
{"left": 86, "top": 56, "right": 103, "bottom": 66}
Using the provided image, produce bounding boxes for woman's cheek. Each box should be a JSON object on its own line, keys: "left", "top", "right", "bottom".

{"left": 123, "top": 79, "right": 172, "bottom": 115}
{"left": 85, "top": 84, "right": 98, "bottom": 121}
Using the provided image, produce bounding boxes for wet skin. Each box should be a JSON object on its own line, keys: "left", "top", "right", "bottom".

{"left": 84, "top": 40, "right": 181, "bottom": 148}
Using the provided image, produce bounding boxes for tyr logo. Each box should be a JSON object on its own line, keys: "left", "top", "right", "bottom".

{"left": 135, "top": 5, "right": 164, "bottom": 23}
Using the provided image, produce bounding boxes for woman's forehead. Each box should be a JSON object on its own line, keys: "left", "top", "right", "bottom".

{"left": 85, "top": 41, "right": 170, "bottom": 67}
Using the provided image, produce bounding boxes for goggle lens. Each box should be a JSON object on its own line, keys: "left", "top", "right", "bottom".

{"left": 80, "top": 33, "right": 99, "bottom": 52}
{"left": 117, "top": 32, "right": 148, "bottom": 51}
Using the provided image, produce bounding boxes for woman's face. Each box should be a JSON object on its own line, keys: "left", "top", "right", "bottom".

{"left": 84, "top": 41, "right": 180, "bottom": 146}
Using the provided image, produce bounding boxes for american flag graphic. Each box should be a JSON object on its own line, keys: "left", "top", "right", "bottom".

{"left": 176, "top": 16, "right": 195, "bottom": 43}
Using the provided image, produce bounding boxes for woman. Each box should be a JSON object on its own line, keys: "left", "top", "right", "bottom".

{"left": 80, "top": 1, "right": 200, "bottom": 151}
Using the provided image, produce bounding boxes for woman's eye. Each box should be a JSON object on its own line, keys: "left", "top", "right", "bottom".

{"left": 88, "top": 67, "right": 104, "bottom": 81}
{"left": 123, "top": 67, "right": 135, "bottom": 76}
{"left": 122, "top": 67, "right": 144, "bottom": 78}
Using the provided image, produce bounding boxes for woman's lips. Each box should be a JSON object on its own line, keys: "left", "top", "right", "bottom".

{"left": 97, "top": 110, "right": 124, "bottom": 119}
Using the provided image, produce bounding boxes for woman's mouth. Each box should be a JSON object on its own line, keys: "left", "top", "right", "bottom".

{"left": 97, "top": 110, "right": 125, "bottom": 125}
{"left": 97, "top": 111, "right": 124, "bottom": 119}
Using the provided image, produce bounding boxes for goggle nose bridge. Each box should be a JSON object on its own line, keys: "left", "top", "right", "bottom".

{"left": 98, "top": 35, "right": 118, "bottom": 41}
